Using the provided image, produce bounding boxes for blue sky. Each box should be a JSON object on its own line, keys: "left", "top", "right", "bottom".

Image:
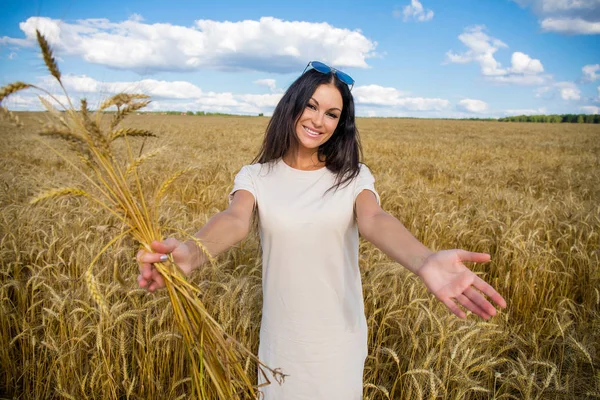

{"left": 1, "top": 0, "right": 599, "bottom": 118}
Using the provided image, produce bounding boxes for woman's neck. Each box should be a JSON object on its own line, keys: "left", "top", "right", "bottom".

{"left": 282, "top": 149, "right": 325, "bottom": 171}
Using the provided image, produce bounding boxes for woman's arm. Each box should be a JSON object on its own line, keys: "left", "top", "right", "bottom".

{"left": 137, "top": 189, "right": 255, "bottom": 291}
{"left": 184, "top": 189, "right": 256, "bottom": 269}
{"left": 355, "top": 189, "right": 506, "bottom": 320}
{"left": 355, "top": 190, "right": 433, "bottom": 275}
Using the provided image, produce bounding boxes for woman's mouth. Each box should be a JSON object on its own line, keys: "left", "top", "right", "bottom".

{"left": 303, "top": 126, "right": 321, "bottom": 138}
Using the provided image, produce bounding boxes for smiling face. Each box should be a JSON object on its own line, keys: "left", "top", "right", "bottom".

{"left": 294, "top": 83, "right": 343, "bottom": 153}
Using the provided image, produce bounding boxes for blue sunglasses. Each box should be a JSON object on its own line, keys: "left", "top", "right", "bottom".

{"left": 302, "top": 61, "right": 355, "bottom": 91}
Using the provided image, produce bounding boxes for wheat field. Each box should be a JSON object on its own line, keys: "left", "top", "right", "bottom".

{"left": 1, "top": 113, "right": 598, "bottom": 399}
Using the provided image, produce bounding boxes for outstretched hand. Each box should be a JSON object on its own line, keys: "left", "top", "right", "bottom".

{"left": 136, "top": 238, "right": 195, "bottom": 292}
{"left": 417, "top": 250, "right": 506, "bottom": 320}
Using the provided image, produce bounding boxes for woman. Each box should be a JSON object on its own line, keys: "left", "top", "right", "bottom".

{"left": 137, "top": 61, "right": 506, "bottom": 399}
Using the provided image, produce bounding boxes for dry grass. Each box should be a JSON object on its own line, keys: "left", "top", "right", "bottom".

{"left": 1, "top": 114, "right": 599, "bottom": 399}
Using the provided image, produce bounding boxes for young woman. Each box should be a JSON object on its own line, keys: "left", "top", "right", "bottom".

{"left": 137, "top": 61, "right": 507, "bottom": 399}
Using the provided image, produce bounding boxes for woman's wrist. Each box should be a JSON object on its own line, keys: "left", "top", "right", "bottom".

{"left": 414, "top": 250, "right": 435, "bottom": 277}
{"left": 183, "top": 239, "right": 204, "bottom": 272}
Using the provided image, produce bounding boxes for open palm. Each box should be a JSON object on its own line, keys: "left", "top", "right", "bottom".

{"left": 417, "top": 250, "right": 506, "bottom": 320}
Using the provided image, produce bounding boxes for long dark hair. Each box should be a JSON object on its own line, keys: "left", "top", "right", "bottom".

{"left": 252, "top": 68, "right": 363, "bottom": 192}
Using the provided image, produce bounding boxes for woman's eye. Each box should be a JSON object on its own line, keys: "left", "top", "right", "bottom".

{"left": 327, "top": 113, "right": 338, "bottom": 119}
{"left": 307, "top": 103, "right": 317, "bottom": 110}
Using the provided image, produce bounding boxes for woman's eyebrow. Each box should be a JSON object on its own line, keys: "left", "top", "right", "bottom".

{"left": 310, "top": 97, "right": 342, "bottom": 112}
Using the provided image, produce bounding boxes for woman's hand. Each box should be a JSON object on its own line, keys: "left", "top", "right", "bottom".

{"left": 136, "top": 238, "right": 196, "bottom": 292}
{"left": 417, "top": 250, "right": 506, "bottom": 320}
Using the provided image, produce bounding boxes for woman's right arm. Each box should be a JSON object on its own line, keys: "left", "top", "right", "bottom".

{"left": 137, "top": 189, "right": 255, "bottom": 291}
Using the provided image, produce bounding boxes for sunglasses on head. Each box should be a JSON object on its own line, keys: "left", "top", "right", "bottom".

{"left": 302, "top": 61, "right": 355, "bottom": 91}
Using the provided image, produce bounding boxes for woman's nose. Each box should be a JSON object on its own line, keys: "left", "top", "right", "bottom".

{"left": 311, "top": 112, "right": 324, "bottom": 127}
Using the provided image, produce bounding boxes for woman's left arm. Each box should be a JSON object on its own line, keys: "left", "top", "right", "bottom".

{"left": 355, "top": 190, "right": 507, "bottom": 320}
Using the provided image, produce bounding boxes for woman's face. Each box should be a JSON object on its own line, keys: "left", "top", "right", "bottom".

{"left": 294, "top": 83, "right": 343, "bottom": 153}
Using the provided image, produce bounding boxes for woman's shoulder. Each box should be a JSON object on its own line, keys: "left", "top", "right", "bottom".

{"left": 355, "top": 162, "right": 376, "bottom": 182}
{"left": 357, "top": 162, "right": 374, "bottom": 174}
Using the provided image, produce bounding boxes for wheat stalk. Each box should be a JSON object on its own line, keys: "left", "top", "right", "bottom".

{"left": 156, "top": 168, "right": 195, "bottom": 200}
{"left": 35, "top": 31, "right": 61, "bottom": 82}
{"left": 0, "top": 81, "right": 31, "bottom": 102}
{"left": 125, "top": 147, "right": 165, "bottom": 176}
{"left": 6, "top": 29, "right": 282, "bottom": 399}
{"left": 30, "top": 187, "right": 89, "bottom": 204}
{"left": 85, "top": 268, "right": 109, "bottom": 317}
{"left": 110, "top": 128, "right": 156, "bottom": 142}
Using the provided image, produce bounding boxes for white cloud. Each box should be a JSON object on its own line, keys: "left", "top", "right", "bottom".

{"left": 509, "top": 52, "right": 544, "bottom": 74}
{"left": 457, "top": 99, "right": 489, "bottom": 113}
{"left": 2, "top": 16, "right": 377, "bottom": 74}
{"left": 511, "top": 0, "right": 600, "bottom": 13}
{"left": 239, "top": 93, "right": 283, "bottom": 108}
{"left": 536, "top": 81, "right": 582, "bottom": 100}
{"left": 512, "top": 0, "right": 600, "bottom": 34}
{"left": 557, "top": 81, "right": 581, "bottom": 99}
{"left": 445, "top": 26, "right": 549, "bottom": 85}
{"left": 396, "top": 0, "right": 434, "bottom": 22}
{"left": 254, "top": 78, "right": 279, "bottom": 93}
{"left": 353, "top": 84, "right": 449, "bottom": 111}
{"left": 528, "top": 0, "right": 600, "bottom": 13}
{"left": 8, "top": 52, "right": 16, "bottom": 60}
{"left": 582, "top": 64, "right": 600, "bottom": 81}
{"left": 3, "top": 93, "right": 70, "bottom": 111}
{"left": 10, "top": 73, "right": 284, "bottom": 115}
{"left": 0, "top": 36, "right": 31, "bottom": 47}
{"left": 41, "top": 74, "right": 205, "bottom": 99}
{"left": 492, "top": 74, "right": 548, "bottom": 85}
{"left": 129, "top": 13, "right": 144, "bottom": 22}
{"left": 4, "top": 75, "right": 450, "bottom": 116}
{"left": 352, "top": 85, "right": 409, "bottom": 104}
{"left": 581, "top": 105, "right": 600, "bottom": 114}
{"left": 444, "top": 25, "right": 508, "bottom": 76}
{"left": 2, "top": 94, "right": 42, "bottom": 110}
{"left": 503, "top": 107, "right": 547, "bottom": 115}
{"left": 535, "top": 86, "right": 553, "bottom": 97}
{"left": 541, "top": 17, "right": 600, "bottom": 33}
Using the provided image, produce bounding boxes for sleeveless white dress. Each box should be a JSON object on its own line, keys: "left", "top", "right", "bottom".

{"left": 229, "top": 158, "right": 380, "bottom": 400}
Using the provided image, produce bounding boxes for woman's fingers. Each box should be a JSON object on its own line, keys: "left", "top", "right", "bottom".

{"left": 440, "top": 296, "right": 466, "bottom": 319}
{"left": 137, "top": 250, "right": 168, "bottom": 265}
{"left": 472, "top": 276, "right": 507, "bottom": 309}
{"left": 464, "top": 286, "right": 497, "bottom": 316}
{"left": 150, "top": 238, "right": 179, "bottom": 255}
{"left": 151, "top": 268, "right": 165, "bottom": 288}
{"left": 456, "top": 249, "right": 491, "bottom": 263}
{"left": 458, "top": 292, "right": 492, "bottom": 320}
{"left": 136, "top": 249, "right": 166, "bottom": 291}
{"left": 456, "top": 294, "right": 488, "bottom": 320}
{"left": 454, "top": 250, "right": 507, "bottom": 312}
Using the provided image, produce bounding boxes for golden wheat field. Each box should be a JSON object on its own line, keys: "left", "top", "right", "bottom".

{"left": 0, "top": 113, "right": 599, "bottom": 399}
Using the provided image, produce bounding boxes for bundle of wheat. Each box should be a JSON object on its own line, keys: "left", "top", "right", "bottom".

{"left": 0, "top": 30, "right": 282, "bottom": 399}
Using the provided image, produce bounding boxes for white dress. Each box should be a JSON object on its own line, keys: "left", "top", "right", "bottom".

{"left": 229, "top": 158, "right": 380, "bottom": 400}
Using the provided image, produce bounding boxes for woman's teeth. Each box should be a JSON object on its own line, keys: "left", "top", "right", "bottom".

{"left": 304, "top": 126, "right": 320, "bottom": 137}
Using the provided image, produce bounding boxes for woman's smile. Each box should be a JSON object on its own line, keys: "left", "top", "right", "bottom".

{"left": 303, "top": 125, "right": 322, "bottom": 138}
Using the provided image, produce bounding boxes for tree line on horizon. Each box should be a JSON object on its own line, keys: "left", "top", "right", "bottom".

{"left": 497, "top": 114, "right": 600, "bottom": 124}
